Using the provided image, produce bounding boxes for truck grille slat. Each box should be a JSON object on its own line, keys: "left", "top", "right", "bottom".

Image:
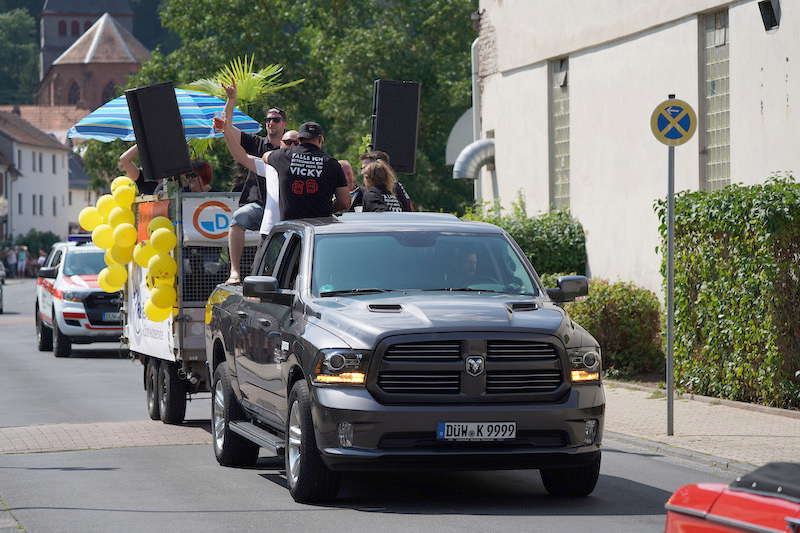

{"left": 378, "top": 371, "right": 460, "bottom": 394}
{"left": 384, "top": 341, "right": 461, "bottom": 362}
{"left": 487, "top": 340, "right": 559, "bottom": 361}
{"left": 486, "top": 369, "right": 563, "bottom": 394}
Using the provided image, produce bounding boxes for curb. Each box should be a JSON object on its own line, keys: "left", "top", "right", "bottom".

{"left": 605, "top": 379, "right": 800, "bottom": 421}
{"left": 604, "top": 431, "right": 755, "bottom": 476}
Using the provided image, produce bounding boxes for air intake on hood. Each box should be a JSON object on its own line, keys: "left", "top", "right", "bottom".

{"left": 508, "top": 302, "right": 538, "bottom": 312}
{"left": 368, "top": 304, "right": 402, "bottom": 313}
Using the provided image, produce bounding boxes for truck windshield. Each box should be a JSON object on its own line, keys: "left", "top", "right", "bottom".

{"left": 313, "top": 232, "right": 539, "bottom": 297}
{"left": 62, "top": 250, "right": 105, "bottom": 276}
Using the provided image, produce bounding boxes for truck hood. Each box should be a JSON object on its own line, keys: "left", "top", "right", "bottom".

{"left": 308, "top": 293, "right": 566, "bottom": 349}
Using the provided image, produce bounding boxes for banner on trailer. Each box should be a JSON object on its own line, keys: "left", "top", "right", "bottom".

{"left": 182, "top": 194, "right": 260, "bottom": 245}
{"left": 126, "top": 263, "right": 175, "bottom": 360}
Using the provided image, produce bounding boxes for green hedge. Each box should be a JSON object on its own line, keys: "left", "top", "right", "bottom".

{"left": 540, "top": 274, "right": 664, "bottom": 377}
{"left": 463, "top": 197, "right": 586, "bottom": 275}
{"left": 655, "top": 177, "right": 800, "bottom": 408}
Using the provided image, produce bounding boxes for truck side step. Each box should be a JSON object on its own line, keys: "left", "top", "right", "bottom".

{"left": 229, "top": 421, "right": 286, "bottom": 455}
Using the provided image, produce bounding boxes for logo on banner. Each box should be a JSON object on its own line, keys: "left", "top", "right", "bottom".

{"left": 193, "top": 201, "right": 232, "bottom": 239}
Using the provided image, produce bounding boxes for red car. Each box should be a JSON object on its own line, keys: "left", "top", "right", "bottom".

{"left": 665, "top": 462, "right": 800, "bottom": 532}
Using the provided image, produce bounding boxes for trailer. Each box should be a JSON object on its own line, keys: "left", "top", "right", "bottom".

{"left": 123, "top": 190, "right": 260, "bottom": 424}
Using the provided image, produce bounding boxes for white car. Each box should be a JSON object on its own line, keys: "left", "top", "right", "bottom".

{"left": 35, "top": 239, "right": 123, "bottom": 357}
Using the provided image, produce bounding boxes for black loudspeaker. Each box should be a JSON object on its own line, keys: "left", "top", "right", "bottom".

{"left": 371, "top": 80, "right": 420, "bottom": 174}
{"left": 758, "top": 0, "right": 780, "bottom": 31}
{"left": 125, "top": 82, "right": 191, "bottom": 181}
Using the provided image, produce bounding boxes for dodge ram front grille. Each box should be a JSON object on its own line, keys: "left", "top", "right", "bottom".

{"left": 377, "top": 372, "right": 461, "bottom": 394}
{"left": 384, "top": 341, "right": 462, "bottom": 362}
{"left": 486, "top": 340, "right": 558, "bottom": 361}
{"left": 486, "top": 370, "right": 563, "bottom": 394}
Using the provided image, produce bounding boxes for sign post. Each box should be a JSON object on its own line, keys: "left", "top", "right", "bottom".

{"left": 650, "top": 95, "right": 696, "bottom": 436}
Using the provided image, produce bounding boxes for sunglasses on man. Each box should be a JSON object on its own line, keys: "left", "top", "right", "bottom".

{"left": 282, "top": 139, "right": 299, "bottom": 145}
{"left": 266, "top": 116, "right": 283, "bottom": 123}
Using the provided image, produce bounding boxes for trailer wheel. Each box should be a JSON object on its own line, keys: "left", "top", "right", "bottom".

{"left": 540, "top": 452, "right": 601, "bottom": 497}
{"left": 212, "top": 365, "right": 259, "bottom": 467}
{"left": 145, "top": 358, "right": 161, "bottom": 421}
{"left": 36, "top": 306, "right": 53, "bottom": 351}
{"left": 158, "top": 361, "right": 186, "bottom": 424}
{"left": 286, "top": 380, "right": 340, "bottom": 503}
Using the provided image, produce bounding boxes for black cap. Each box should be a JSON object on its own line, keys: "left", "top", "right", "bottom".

{"left": 298, "top": 121, "right": 324, "bottom": 139}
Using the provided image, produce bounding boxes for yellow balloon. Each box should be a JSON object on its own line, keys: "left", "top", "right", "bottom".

{"left": 151, "top": 285, "right": 177, "bottom": 308}
{"left": 106, "top": 263, "right": 127, "bottom": 287}
{"left": 113, "top": 223, "right": 137, "bottom": 248}
{"left": 92, "top": 224, "right": 114, "bottom": 249}
{"left": 133, "top": 241, "right": 156, "bottom": 268}
{"left": 110, "top": 244, "right": 134, "bottom": 264}
{"left": 144, "top": 300, "right": 171, "bottom": 322}
{"left": 150, "top": 227, "right": 177, "bottom": 253}
{"left": 148, "top": 253, "right": 177, "bottom": 278}
{"left": 103, "top": 250, "right": 116, "bottom": 266}
{"left": 113, "top": 184, "right": 136, "bottom": 208}
{"left": 79, "top": 206, "right": 102, "bottom": 231}
{"left": 108, "top": 206, "right": 135, "bottom": 227}
{"left": 148, "top": 216, "right": 173, "bottom": 236}
{"left": 96, "top": 194, "right": 116, "bottom": 219}
{"left": 111, "top": 176, "right": 134, "bottom": 192}
{"left": 155, "top": 275, "right": 174, "bottom": 288}
{"left": 98, "top": 269, "right": 122, "bottom": 293}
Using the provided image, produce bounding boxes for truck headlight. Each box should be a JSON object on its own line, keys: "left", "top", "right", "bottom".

{"left": 312, "top": 349, "right": 370, "bottom": 386}
{"left": 62, "top": 290, "right": 92, "bottom": 302}
{"left": 568, "top": 347, "right": 602, "bottom": 383}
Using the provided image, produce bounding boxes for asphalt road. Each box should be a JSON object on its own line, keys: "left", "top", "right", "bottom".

{"left": 0, "top": 279, "right": 730, "bottom": 532}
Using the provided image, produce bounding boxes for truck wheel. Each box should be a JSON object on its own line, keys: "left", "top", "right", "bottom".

{"left": 36, "top": 307, "right": 53, "bottom": 351}
{"left": 211, "top": 365, "right": 259, "bottom": 467}
{"left": 52, "top": 314, "right": 72, "bottom": 358}
{"left": 145, "top": 359, "right": 161, "bottom": 421}
{"left": 158, "top": 361, "right": 187, "bottom": 424}
{"left": 540, "top": 452, "right": 601, "bottom": 497}
{"left": 286, "top": 380, "right": 340, "bottom": 503}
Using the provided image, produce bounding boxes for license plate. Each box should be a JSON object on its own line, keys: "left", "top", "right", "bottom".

{"left": 436, "top": 422, "right": 516, "bottom": 441}
{"left": 103, "top": 312, "right": 121, "bottom": 321}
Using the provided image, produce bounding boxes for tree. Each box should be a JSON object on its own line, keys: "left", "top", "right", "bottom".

{"left": 0, "top": 9, "right": 37, "bottom": 104}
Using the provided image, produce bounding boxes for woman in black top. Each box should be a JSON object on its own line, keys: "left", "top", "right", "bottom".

{"left": 361, "top": 160, "right": 403, "bottom": 212}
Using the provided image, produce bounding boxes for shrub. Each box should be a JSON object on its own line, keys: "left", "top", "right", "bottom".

{"left": 542, "top": 274, "right": 664, "bottom": 377}
{"left": 14, "top": 229, "right": 60, "bottom": 255}
{"left": 463, "top": 195, "right": 586, "bottom": 275}
{"left": 655, "top": 176, "right": 800, "bottom": 408}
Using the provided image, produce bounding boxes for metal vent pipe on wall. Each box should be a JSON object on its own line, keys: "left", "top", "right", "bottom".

{"left": 452, "top": 138, "right": 494, "bottom": 181}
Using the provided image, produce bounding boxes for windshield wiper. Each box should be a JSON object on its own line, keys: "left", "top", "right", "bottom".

{"left": 421, "top": 287, "right": 504, "bottom": 294}
{"left": 319, "top": 288, "right": 390, "bottom": 297}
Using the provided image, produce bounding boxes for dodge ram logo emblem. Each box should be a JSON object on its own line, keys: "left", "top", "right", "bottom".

{"left": 466, "top": 356, "right": 485, "bottom": 377}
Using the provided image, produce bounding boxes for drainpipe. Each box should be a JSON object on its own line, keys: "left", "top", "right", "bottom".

{"left": 471, "top": 37, "right": 482, "bottom": 203}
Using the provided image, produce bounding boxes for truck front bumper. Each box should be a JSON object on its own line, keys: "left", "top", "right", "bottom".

{"left": 310, "top": 384, "right": 604, "bottom": 472}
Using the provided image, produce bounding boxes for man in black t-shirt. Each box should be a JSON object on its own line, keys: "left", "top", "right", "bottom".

{"left": 266, "top": 122, "right": 350, "bottom": 220}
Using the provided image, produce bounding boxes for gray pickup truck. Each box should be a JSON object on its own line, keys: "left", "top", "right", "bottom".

{"left": 205, "top": 213, "right": 604, "bottom": 503}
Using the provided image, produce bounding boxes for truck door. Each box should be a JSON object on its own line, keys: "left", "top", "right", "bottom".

{"left": 235, "top": 231, "right": 287, "bottom": 416}
{"left": 258, "top": 232, "right": 303, "bottom": 420}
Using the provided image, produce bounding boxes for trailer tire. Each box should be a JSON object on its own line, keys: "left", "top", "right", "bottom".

{"left": 145, "top": 358, "right": 161, "bottom": 421}
{"left": 286, "top": 380, "right": 340, "bottom": 503}
{"left": 540, "top": 452, "right": 601, "bottom": 497}
{"left": 36, "top": 306, "right": 53, "bottom": 351}
{"left": 212, "top": 365, "right": 259, "bottom": 467}
{"left": 158, "top": 361, "right": 186, "bottom": 424}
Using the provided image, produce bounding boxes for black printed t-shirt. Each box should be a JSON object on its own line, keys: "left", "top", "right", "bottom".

{"left": 267, "top": 143, "right": 347, "bottom": 220}
{"left": 363, "top": 185, "right": 403, "bottom": 212}
{"left": 238, "top": 131, "right": 276, "bottom": 207}
{"left": 349, "top": 182, "right": 412, "bottom": 212}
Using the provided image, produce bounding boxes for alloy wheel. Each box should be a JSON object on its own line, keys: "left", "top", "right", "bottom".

{"left": 213, "top": 379, "right": 225, "bottom": 452}
{"left": 287, "top": 400, "right": 302, "bottom": 487}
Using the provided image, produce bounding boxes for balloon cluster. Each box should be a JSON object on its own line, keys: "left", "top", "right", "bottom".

{"left": 137, "top": 216, "right": 178, "bottom": 322}
{"left": 78, "top": 176, "right": 139, "bottom": 293}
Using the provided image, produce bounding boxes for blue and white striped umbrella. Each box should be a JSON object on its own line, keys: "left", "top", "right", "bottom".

{"left": 67, "top": 89, "right": 262, "bottom": 142}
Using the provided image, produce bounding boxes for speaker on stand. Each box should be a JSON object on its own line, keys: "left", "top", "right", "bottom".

{"left": 371, "top": 80, "right": 421, "bottom": 174}
{"left": 125, "top": 81, "right": 192, "bottom": 182}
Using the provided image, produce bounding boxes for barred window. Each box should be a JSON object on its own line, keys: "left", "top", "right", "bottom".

{"left": 549, "top": 58, "right": 570, "bottom": 210}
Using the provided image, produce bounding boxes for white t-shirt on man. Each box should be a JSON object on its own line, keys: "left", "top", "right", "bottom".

{"left": 254, "top": 158, "right": 281, "bottom": 236}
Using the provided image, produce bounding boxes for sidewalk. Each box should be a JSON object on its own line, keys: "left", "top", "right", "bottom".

{"left": 604, "top": 381, "right": 800, "bottom": 468}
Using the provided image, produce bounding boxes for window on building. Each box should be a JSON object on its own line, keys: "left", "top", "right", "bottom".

{"left": 701, "top": 10, "right": 731, "bottom": 191}
{"left": 31, "top": 151, "right": 35, "bottom": 172}
{"left": 68, "top": 191, "right": 72, "bottom": 206}
{"left": 18, "top": 193, "right": 21, "bottom": 214}
{"left": 53, "top": 196, "right": 56, "bottom": 217}
{"left": 32, "top": 194, "right": 36, "bottom": 215}
{"left": 38, "top": 153, "right": 43, "bottom": 173}
{"left": 84, "top": 20, "right": 92, "bottom": 31}
{"left": 68, "top": 81, "right": 80, "bottom": 105}
{"left": 39, "top": 195, "right": 43, "bottom": 216}
{"left": 52, "top": 154, "right": 56, "bottom": 174}
{"left": 17, "top": 150, "right": 21, "bottom": 168}
{"left": 102, "top": 81, "right": 117, "bottom": 104}
{"left": 549, "top": 58, "right": 570, "bottom": 210}
{"left": 71, "top": 21, "right": 79, "bottom": 36}
{"left": 58, "top": 21, "right": 67, "bottom": 36}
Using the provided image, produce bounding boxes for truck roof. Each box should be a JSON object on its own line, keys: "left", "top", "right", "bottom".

{"left": 278, "top": 212, "right": 503, "bottom": 235}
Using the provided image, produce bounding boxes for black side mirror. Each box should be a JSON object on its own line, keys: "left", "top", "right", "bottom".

{"left": 546, "top": 275, "right": 589, "bottom": 303}
{"left": 243, "top": 276, "right": 279, "bottom": 300}
{"left": 39, "top": 266, "right": 58, "bottom": 279}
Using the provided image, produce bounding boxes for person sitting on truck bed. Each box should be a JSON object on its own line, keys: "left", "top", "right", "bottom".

{"left": 360, "top": 160, "right": 403, "bottom": 213}
{"left": 349, "top": 151, "right": 414, "bottom": 212}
